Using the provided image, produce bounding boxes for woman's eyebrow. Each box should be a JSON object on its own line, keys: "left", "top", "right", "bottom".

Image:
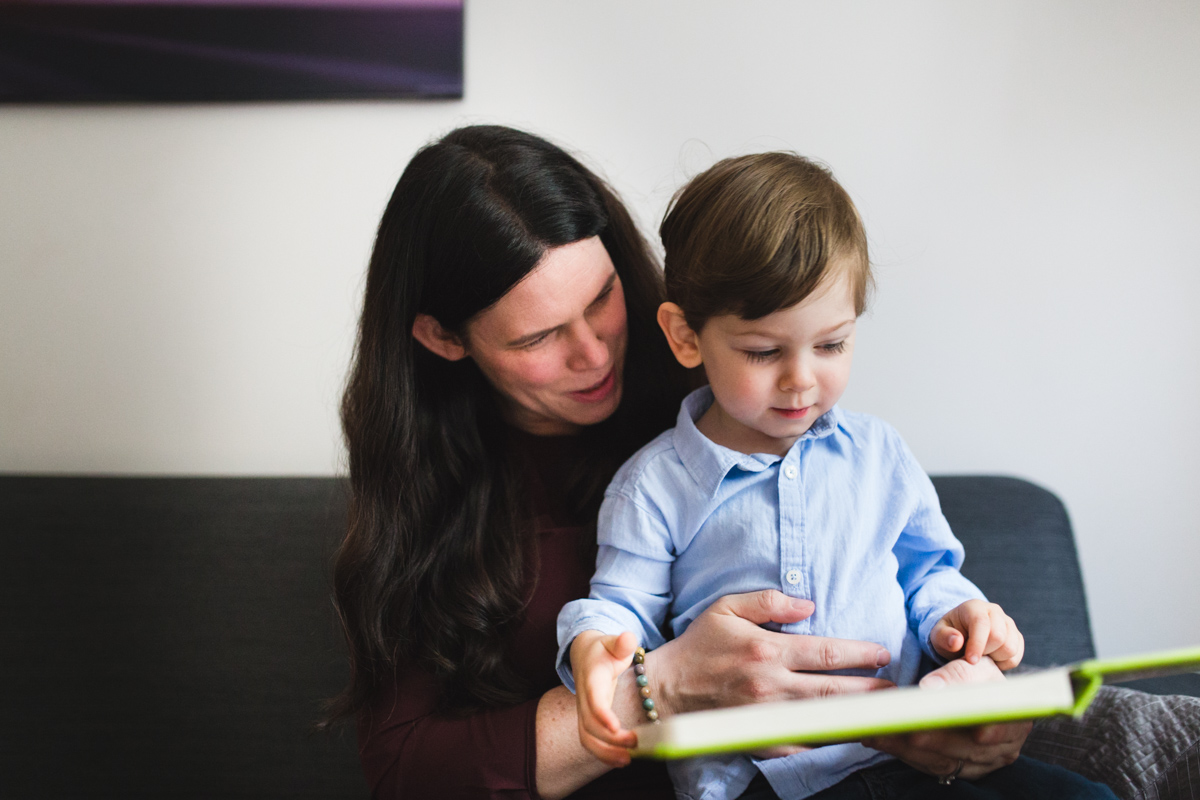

{"left": 586, "top": 272, "right": 618, "bottom": 308}
{"left": 507, "top": 272, "right": 617, "bottom": 347}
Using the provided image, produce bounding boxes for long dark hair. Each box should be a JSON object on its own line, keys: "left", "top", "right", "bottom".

{"left": 330, "top": 125, "right": 686, "bottom": 719}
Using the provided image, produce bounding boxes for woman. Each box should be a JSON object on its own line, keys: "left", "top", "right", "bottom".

{"left": 327, "top": 125, "right": 1072, "bottom": 799}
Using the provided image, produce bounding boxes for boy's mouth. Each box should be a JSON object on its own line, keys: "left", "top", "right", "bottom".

{"left": 772, "top": 406, "right": 811, "bottom": 420}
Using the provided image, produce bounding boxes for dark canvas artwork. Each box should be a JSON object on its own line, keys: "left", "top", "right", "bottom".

{"left": 0, "top": 0, "right": 462, "bottom": 102}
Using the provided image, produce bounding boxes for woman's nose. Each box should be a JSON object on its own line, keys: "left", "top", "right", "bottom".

{"left": 566, "top": 320, "right": 609, "bottom": 371}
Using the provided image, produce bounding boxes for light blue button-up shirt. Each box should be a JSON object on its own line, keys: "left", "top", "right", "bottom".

{"left": 557, "top": 387, "right": 985, "bottom": 800}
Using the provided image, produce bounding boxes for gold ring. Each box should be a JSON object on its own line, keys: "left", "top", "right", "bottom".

{"left": 937, "top": 759, "right": 965, "bottom": 785}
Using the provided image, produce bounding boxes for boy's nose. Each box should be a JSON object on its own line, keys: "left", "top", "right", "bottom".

{"left": 779, "top": 357, "right": 815, "bottom": 394}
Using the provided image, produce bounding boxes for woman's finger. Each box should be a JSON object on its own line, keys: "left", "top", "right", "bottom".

{"left": 866, "top": 729, "right": 1017, "bottom": 779}
{"left": 776, "top": 632, "right": 892, "bottom": 673}
{"left": 750, "top": 744, "right": 810, "bottom": 759}
{"left": 713, "top": 589, "right": 815, "bottom": 626}
{"left": 972, "top": 720, "right": 1033, "bottom": 747}
{"left": 775, "top": 671, "right": 894, "bottom": 701}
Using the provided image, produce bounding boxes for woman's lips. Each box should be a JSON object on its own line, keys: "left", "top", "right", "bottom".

{"left": 772, "top": 406, "right": 810, "bottom": 420}
{"left": 570, "top": 369, "right": 616, "bottom": 403}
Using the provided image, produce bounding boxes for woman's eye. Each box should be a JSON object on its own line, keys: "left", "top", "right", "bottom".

{"left": 819, "top": 341, "right": 847, "bottom": 354}
{"left": 742, "top": 349, "right": 779, "bottom": 363}
{"left": 521, "top": 333, "right": 550, "bottom": 349}
{"left": 586, "top": 286, "right": 614, "bottom": 313}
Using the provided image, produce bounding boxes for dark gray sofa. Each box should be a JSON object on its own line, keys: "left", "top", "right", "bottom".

{"left": 2, "top": 474, "right": 1196, "bottom": 798}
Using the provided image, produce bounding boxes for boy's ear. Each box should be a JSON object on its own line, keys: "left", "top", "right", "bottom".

{"left": 656, "top": 302, "right": 704, "bottom": 368}
{"left": 412, "top": 313, "right": 469, "bottom": 361}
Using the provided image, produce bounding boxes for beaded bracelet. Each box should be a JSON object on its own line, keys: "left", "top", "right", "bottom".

{"left": 633, "top": 647, "right": 659, "bottom": 723}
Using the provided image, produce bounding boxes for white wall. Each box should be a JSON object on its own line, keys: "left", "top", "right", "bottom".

{"left": 2, "top": 1, "right": 1197, "bottom": 657}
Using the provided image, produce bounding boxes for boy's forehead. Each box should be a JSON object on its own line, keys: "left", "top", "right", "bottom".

{"left": 720, "top": 274, "right": 857, "bottom": 336}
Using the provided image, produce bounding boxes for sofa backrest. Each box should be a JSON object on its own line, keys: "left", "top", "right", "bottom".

{"left": 1, "top": 474, "right": 1096, "bottom": 797}
{"left": 1, "top": 476, "right": 367, "bottom": 799}
{"left": 933, "top": 475, "right": 1096, "bottom": 666}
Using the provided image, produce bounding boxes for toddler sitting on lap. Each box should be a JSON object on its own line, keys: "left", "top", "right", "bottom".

{"left": 556, "top": 153, "right": 1117, "bottom": 800}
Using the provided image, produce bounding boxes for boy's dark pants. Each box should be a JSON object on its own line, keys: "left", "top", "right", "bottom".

{"left": 738, "top": 756, "right": 1119, "bottom": 800}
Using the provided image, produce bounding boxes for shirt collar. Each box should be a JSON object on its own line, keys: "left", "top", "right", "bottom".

{"left": 672, "top": 386, "right": 846, "bottom": 498}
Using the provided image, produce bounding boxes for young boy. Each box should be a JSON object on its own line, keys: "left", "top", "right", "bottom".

{"left": 556, "top": 154, "right": 1114, "bottom": 800}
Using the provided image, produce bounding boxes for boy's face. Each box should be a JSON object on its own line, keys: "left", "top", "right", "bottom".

{"left": 682, "top": 270, "right": 857, "bottom": 456}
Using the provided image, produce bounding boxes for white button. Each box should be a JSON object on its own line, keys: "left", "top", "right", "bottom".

{"left": 785, "top": 569, "right": 802, "bottom": 585}
{"left": 783, "top": 465, "right": 798, "bottom": 479}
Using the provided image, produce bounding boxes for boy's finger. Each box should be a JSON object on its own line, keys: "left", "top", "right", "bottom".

{"left": 604, "top": 631, "right": 638, "bottom": 661}
{"left": 931, "top": 625, "right": 960, "bottom": 656}
{"left": 584, "top": 682, "right": 620, "bottom": 733}
{"left": 985, "top": 606, "right": 1008, "bottom": 652}
{"left": 992, "top": 619, "right": 1024, "bottom": 668}
{"left": 965, "top": 614, "right": 990, "bottom": 664}
{"left": 581, "top": 707, "right": 635, "bottom": 749}
{"left": 582, "top": 732, "right": 632, "bottom": 767}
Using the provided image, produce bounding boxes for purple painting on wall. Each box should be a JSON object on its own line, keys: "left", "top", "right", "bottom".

{"left": 0, "top": 0, "right": 462, "bottom": 102}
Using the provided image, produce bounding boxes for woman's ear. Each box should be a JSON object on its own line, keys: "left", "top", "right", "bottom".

{"left": 412, "top": 314, "right": 469, "bottom": 361}
{"left": 656, "top": 303, "right": 704, "bottom": 368}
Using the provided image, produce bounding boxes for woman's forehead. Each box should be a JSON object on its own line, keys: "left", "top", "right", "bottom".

{"left": 473, "top": 237, "right": 616, "bottom": 339}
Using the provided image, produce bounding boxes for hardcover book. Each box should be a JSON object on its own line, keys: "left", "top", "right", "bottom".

{"left": 632, "top": 645, "right": 1200, "bottom": 759}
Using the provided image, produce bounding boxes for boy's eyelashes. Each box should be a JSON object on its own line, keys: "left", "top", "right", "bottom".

{"left": 739, "top": 341, "right": 847, "bottom": 362}
{"left": 742, "top": 349, "right": 779, "bottom": 363}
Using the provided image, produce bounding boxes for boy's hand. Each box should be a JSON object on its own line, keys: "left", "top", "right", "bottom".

{"left": 570, "top": 630, "right": 640, "bottom": 767}
{"left": 931, "top": 600, "right": 1024, "bottom": 670}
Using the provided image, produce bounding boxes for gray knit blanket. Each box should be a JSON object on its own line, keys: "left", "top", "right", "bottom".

{"left": 1023, "top": 686, "right": 1200, "bottom": 799}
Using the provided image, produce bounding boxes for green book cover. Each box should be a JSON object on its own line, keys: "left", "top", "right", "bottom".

{"left": 631, "top": 645, "right": 1200, "bottom": 760}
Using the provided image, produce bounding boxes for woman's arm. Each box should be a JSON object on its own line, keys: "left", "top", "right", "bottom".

{"left": 358, "top": 668, "right": 544, "bottom": 800}
{"left": 362, "top": 661, "right": 671, "bottom": 800}
{"left": 539, "top": 589, "right": 897, "bottom": 797}
{"left": 535, "top": 669, "right": 652, "bottom": 799}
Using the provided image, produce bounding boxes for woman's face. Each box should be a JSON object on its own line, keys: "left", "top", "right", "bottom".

{"left": 463, "top": 236, "right": 628, "bottom": 435}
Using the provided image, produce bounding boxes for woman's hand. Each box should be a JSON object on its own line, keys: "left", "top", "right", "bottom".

{"left": 647, "top": 590, "right": 895, "bottom": 717}
{"left": 863, "top": 657, "right": 1032, "bottom": 780}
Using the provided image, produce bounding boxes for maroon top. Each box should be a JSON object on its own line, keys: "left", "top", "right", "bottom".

{"left": 357, "top": 430, "right": 675, "bottom": 799}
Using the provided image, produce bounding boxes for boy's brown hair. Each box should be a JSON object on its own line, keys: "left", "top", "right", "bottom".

{"left": 660, "top": 152, "right": 871, "bottom": 331}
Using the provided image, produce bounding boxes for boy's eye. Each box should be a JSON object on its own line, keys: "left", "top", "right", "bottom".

{"left": 742, "top": 349, "right": 779, "bottom": 363}
{"left": 819, "top": 341, "right": 847, "bottom": 354}
{"left": 520, "top": 332, "right": 551, "bottom": 349}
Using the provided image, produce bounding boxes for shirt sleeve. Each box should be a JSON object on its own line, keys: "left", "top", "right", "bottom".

{"left": 889, "top": 433, "right": 987, "bottom": 662}
{"left": 357, "top": 665, "right": 541, "bottom": 800}
{"left": 555, "top": 490, "right": 675, "bottom": 692}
